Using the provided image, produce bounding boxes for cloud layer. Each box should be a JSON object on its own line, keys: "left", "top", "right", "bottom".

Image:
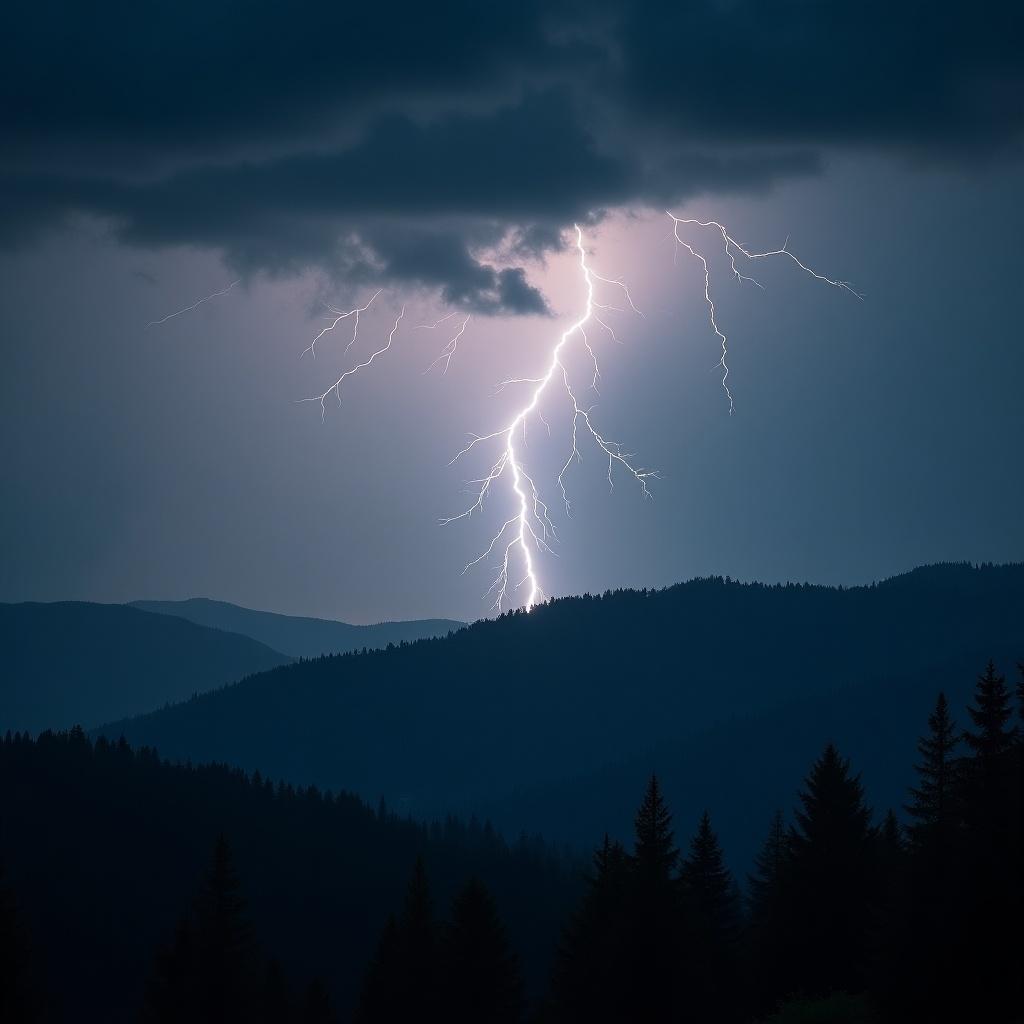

{"left": 3, "top": 0, "right": 1021, "bottom": 311}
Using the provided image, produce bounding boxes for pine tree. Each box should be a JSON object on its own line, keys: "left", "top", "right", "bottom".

{"left": 442, "top": 878, "right": 524, "bottom": 1024}
{"left": 906, "top": 692, "right": 960, "bottom": 856}
{"left": 746, "top": 811, "right": 790, "bottom": 1015}
{"left": 632, "top": 774, "right": 678, "bottom": 885}
{"left": 192, "top": 835, "right": 259, "bottom": 1024}
{"left": 786, "top": 744, "right": 877, "bottom": 998}
{"left": 679, "top": 812, "right": 741, "bottom": 1021}
{"left": 624, "top": 775, "right": 681, "bottom": 1022}
{"left": 549, "top": 836, "right": 632, "bottom": 1023}
{"left": 142, "top": 916, "right": 197, "bottom": 1024}
{"left": 355, "top": 857, "right": 440, "bottom": 1023}
{"left": 964, "top": 661, "right": 1018, "bottom": 764}
{"left": 959, "top": 663, "right": 1022, "bottom": 1019}
{"left": 355, "top": 916, "right": 401, "bottom": 1023}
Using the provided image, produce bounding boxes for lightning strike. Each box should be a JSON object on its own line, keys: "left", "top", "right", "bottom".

{"left": 299, "top": 305, "right": 406, "bottom": 421}
{"left": 421, "top": 314, "right": 471, "bottom": 375}
{"left": 444, "top": 225, "right": 655, "bottom": 612}
{"left": 302, "top": 289, "right": 382, "bottom": 359}
{"left": 302, "top": 214, "right": 855, "bottom": 615}
{"left": 667, "top": 212, "right": 862, "bottom": 413}
{"left": 146, "top": 279, "right": 240, "bottom": 327}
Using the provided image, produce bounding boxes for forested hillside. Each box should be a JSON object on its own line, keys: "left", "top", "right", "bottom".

{"left": 0, "top": 602, "right": 290, "bottom": 733}
{"left": 4, "top": 660, "right": 1020, "bottom": 1021}
{"left": 98, "top": 563, "right": 1024, "bottom": 861}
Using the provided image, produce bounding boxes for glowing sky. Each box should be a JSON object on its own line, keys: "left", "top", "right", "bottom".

{"left": 2, "top": 2, "right": 1022, "bottom": 621}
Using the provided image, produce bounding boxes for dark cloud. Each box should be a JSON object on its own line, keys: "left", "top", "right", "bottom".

{"left": 2, "top": 0, "right": 1020, "bottom": 312}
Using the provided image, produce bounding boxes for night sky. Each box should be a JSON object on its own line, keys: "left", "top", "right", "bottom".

{"left": 2, "top": 1, "right": 1022, "bottom": 623}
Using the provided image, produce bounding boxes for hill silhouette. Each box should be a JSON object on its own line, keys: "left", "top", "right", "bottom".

{"left": 97, "top": 563, "right": 1024, "bottom": 864}
{"left": 131, "top": 597, "right": 464, "bottom": 658}
{"left": 0, "top": 729, "right": 575, "bottom": 1022}
{"left": 0, "top": 602, "right": 290, "bottom": 733}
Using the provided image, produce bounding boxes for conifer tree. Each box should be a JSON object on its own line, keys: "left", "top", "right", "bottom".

{"left": 142, "top": 916, "right": 197, "bottom": 1024}
{"left": 959, "top": 663, "right": 1022, "bottom": 1018}
{"left": 906, "top": 692, "right": 960, "bottom": 857}
{"left": 549, "top": 836, "right": 631, "bottom": 1023}
{"left": 786, "top": 744, "right": 876, "bottom": 998}
{"left": 442, "top": 878, "right": 524, "bottom": 1024}
{"left": 356, "top": 857, "right": 440, "bottom": 1023}
{"left": 192, "top": 835, "right": 259, "bottom": 1024}
{"left": 679, "top": 812, "right": 741, "bottom": 1021}
{"left": 746, "top": 811, "right": 790, "bottom": 1015}
{"left": 625, "top": 775, "right": 681, "bottom": 1022}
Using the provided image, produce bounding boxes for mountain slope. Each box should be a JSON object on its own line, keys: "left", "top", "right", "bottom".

{"left": 0, "top": 602, "right": 290, "bottom": 733}
{"left": 98, "top": 563, "right": 1024, "bottom": 857}
{"left": 130, "top": 597, "right": 463, "bottom": 657}
{"left": 0, "top": 730, "right": 576, "bottom": 1022}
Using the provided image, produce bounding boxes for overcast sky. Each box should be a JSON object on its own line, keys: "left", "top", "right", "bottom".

{"left": 2, "top": 1, "right": 1022, "bottom": 622}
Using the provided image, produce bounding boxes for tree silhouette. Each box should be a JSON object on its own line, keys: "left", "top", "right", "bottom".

{"left": 624, "top": 774, "right": 681, "bottom": 1022}
{"left": 356, "top": 856, "right": 440, "bottom": 1023}
{"left": 549, "top": 836, "right": 631, "bottom": 1022}
{"left": 679, "top": 811, "right": 741, "bottom": 1021}
{"left": 785, "top": 744, "right": 876, "bottom": 998}
{"left": 442, "top": 878, "right": 524, "bottom": 1024}
{"left": 746, "top": 810, "right": 789, "bottom": 1014}
{"left": 193, "top": 835, "right": 259, "bottom": 1023}
{"left": 906, "top": 692, "right": 960, "bottom": 857}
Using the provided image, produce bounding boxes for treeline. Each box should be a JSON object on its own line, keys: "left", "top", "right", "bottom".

{"left": 2, "top": 661, "right": 1022, "bottom": 1021}
{"left": 0, "top": 732, "right": 576, "bottom": 1022}
{"left": 542, "top": 661, "right": 1023, "bottom": 1023}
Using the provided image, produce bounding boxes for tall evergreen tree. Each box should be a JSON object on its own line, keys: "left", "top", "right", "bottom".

{"left": 679, "top": 812, "right": 741, "bottom": 1021}
{"left": 142, "top": 916, "right": 197, "bottom": 1024}
{"left": 906, "top": 692, "right": 961, "bottom": 857}
{"left": 785, "top": 744, "right": 877, "bottom": 998}
{"left": 442, "top": 878, "right": 524, "bottom": 1024}
{"left": 192, "top": 835, "right": 259, "bottom": 1024}
{"left": 549, "top": 836, "right": 631, "bottom": 1023}
{"left": 959, "top": 663, "right": 1022, "bottom": 1019}
{"left": 625, "top": 775, "right": 681, "bottom": 1022}
{"left": 356, "top": 857, "right": 440, "bottom": 1023}
{"left": 746, "top": 811, "right": 790, "bottom": 1015}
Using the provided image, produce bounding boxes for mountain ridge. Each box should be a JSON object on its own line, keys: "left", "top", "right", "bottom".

{"left": 130, "top": 596, "right": 464, "bottom": 658}
{"left": 96, "top": 562, "right": 1024, "bottom": 865}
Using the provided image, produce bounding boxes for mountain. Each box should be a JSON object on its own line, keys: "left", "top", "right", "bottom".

{"left": 0, "top": 602, "right": 290, "bottom": 733}
{"left": 130, "top": 597, "right": 464, "bottom": 657}
{"left": 0, "top": 729, "right": 576, "bottom": 1022}
{"left": 98, "top": 563, "right": 1024, "bottom": 866}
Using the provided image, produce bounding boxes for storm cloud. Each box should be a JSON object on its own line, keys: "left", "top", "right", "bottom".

{"left": 3, "top": 0, "right": 1021, "bottom": 312}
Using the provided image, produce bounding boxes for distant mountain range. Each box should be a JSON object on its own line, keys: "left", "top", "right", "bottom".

{"left": 96, "top": 563, "right": 1024, "bottom": 869}
{"left": 130, "top": 597, "right": 463, "bottom": 658}
{"left": 0, "top": 601, "right": 290, "bottom": 733}
{"left": 1, "top": 599, "right": 462, "bottom": 734}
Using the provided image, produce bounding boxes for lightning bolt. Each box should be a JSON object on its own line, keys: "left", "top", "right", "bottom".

{"left": 301, "top": 213, "right": 855, "bottom": 613}
{"left": 146, "top": 279, "right": 240, "bottom": 328}
{"left": 299, "top": 305, "right": 406, "bottom": 421}
{"left": 444, "top": 225, "right": 655, "bottom": 611}
{"left": 301, "top": 289, "right": 383, "bottom": 360}
{"left": 667, "top": 213, "right": 862, "bottom": 413}
{"left": 420, "top": 314, "right": 471, "bottom": 375}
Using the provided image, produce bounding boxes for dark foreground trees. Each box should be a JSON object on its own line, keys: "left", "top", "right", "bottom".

{"left": 1, "top": 657, "right": 1022, "bottom": 1022}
